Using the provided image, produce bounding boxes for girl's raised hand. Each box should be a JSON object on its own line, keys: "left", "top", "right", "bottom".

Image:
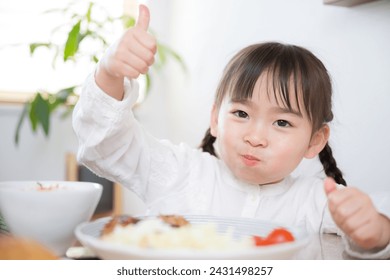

{"left": 95, "top": 4, "right": 157, "bottom": 100}
{"left": 324, "top": 177, "right": 390, "bottom": 250}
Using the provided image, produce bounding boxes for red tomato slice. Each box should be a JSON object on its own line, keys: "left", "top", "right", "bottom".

{"left": 253, "top": 235, "right": 272, "bottom": 246}
{"left": 266, "top": 228, "right": 294, "bottom": 244}
{"left": 253, "top": 228, "right": 295, "bottom": 246}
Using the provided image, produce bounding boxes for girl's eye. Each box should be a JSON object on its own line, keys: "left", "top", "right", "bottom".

{"left": 274, "top": 120, "right": 291, "bottom": 127}
{"left": 233, "top": 110, "right": 249, "bottom": 119}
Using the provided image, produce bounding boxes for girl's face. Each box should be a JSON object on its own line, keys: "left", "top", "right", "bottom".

{"left": 210, "top": 74, "right": 329, "bottom": 185}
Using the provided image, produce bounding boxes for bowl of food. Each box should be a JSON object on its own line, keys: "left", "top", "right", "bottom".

{"left": 0, "top": 181, "right": 102, "bottom": 257}
{"left": 76, "top": 214, "right": 310, "bottom": 259}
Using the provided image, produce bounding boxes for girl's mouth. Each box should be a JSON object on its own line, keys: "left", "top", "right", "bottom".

{"left": 241, "top": 154, "right": 260, "bottom": 166}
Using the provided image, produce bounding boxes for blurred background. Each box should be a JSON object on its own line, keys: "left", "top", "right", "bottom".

{"left": 1, "top": 0, "right": 389, "bottom": 214}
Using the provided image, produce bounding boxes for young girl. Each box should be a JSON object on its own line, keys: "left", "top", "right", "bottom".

{"left": 72, "top": 5, "right": 390, "bottom": 259}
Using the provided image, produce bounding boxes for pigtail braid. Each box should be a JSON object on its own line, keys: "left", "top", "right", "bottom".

{"left": 199, "top": 128, "right": 217, "bottom": 157}
{"left": 319, "top": 143, "right": 347, "bottom": 186}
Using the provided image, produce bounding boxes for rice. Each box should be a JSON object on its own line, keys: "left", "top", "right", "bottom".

{"left": 101, "top": 218, "right": 253, "bottom": 251}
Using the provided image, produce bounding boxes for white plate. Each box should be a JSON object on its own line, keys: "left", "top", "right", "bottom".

{"left": 75, "top": 215, "right": 310, "bottom": 259}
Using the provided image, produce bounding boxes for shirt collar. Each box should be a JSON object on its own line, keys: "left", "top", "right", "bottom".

{"left": 217, "top": 159, "right": 291, "bottom": 196}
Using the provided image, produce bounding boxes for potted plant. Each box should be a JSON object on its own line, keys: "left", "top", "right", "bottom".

{"left": 14, "top": 1, "right": 185, "bottom": 145}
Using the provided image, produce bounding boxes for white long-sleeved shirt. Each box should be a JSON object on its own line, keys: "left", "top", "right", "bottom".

{"left": 72, "top": 73, "right": 390, "bottom": 259}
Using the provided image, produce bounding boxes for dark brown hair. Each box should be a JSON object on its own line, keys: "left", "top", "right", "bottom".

{"left": 199, "top": 42, "right": 346, "bottom": 185}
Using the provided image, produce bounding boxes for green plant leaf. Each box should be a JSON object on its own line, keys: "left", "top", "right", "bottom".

{"left": 64, "top": 20, "right": 81, "bottom": 61}
{"left": 14, "top": 102, "right": 29, "bottom": 145}
{"left": 122, "top": 15, "right": 136, "bottom": 28}
{"left": 86, "top": 2, "right": 93, "bottom": 23}
{"left": 29, "top": 43, "right": 51, "bottom": 55}
{"left": 155, "top": 44, "right": 167, "bottom": 70}
{"left": 29, "top": 93, "right": 50, "bottom": 136}
{"left": 56, "top": 87, "right": 75, "bottom": 101}
{"left": 145, "top": 73, "right": 151, "bottom": 95}
{"left": 164, "top": 46, "right": 187, "bottom": 72}
{"left": 49, "top": 87, "right": 76, "bottom": 112}
{"left": 157, "top": 43, "right": 187, "bottom": 72}
{"left": 0, "top": 213, "right": 9, "bottom": 234}
{"left": 29, "top": 97, "right": 38, "bottom": 132}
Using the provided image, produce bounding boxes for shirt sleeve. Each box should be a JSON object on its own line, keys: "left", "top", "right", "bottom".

{"left": 344, "top": 237, "right": 390, "bottom": 259}
{"left": 72, "top": 72, "right": 192, "bottom": 204}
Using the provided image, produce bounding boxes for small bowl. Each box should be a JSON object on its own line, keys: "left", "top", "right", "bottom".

{"left": 0, "top": 181, "right": 102, "bottom": 257}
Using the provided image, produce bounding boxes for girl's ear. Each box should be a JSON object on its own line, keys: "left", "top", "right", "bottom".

{"left": 304, "top": 125, "right": 330, "bottom": 159}
{"left": 210, "top": 104, "right": 219, "bottom": 137}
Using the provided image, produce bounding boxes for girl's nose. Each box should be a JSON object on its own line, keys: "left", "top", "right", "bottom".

{"left": 243, "top": 125, "right": 268, "bottom": 147}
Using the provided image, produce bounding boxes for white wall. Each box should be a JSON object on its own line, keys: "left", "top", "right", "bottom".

{"left": 0, "top": 106, "right": 78, "bottom": 180}
{"left": 144, "top": 0, "right": 390, "bottom": 194}
{"left": 1, "top": 0, "right": 390, "bottom": 214}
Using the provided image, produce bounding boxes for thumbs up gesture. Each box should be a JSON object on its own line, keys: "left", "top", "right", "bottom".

{"left": 324, "top": 177, "right": 390, "bottom": 250}
{"left": 95, "top": 5, "right": 157, "bottom": 99}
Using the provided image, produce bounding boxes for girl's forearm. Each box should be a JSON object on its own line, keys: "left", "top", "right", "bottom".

{"left": 95, "top": 63, "right": 125, "bottom": 101}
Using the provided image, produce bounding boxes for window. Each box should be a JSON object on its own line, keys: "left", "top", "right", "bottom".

{"left": 0, "top": 0, "right": 126, "bottom": 104}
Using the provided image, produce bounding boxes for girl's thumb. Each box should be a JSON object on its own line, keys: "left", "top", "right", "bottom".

{"left": 136, "top": 4, "right": 150, "bottom": 31}
{"left": 324, "top": 177, "right": 337, "bottom": 196}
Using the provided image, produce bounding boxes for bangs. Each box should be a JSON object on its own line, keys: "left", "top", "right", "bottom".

{"left": 225, "top": 44, "right": 306, "bottom": 117}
